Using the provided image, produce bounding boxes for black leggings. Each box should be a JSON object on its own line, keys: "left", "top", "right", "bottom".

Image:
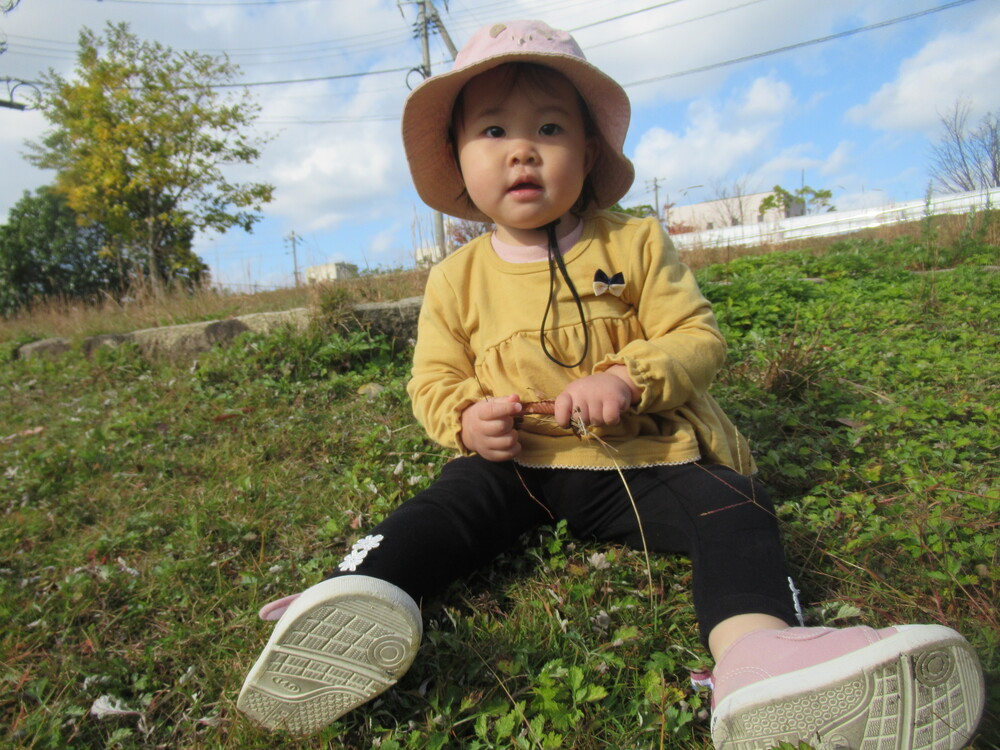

{"left": 327, "top": 456, "right": 799, "bottom": 646}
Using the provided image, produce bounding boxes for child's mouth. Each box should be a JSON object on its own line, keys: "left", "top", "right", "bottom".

{"left": 509, "top": 181, "right": 542, "bottom": 195}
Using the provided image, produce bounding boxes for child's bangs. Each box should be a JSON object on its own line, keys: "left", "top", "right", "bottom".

{"left": 451, "top": 63, "right": 595, "bottom": 134}
{"left": 491, "top": 62, "right": 573, "bottom": 100}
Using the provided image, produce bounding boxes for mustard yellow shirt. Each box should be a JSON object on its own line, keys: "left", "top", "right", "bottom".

{"left": 407, "top": 211, "right": 754, "bottom": 474}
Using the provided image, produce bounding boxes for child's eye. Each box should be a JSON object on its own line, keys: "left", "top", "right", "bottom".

{"left": 539, "top": 123, "right": 562, "bottom": 136}
{"left": 484, "top": 126, "right": 505, "bottom": 138}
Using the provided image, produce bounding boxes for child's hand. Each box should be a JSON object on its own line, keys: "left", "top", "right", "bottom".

{"left": 554, "top": 366, "right": 640, "bottom": 429}
{"left": 460, "top": 395, "right": 523, "bottom": 461}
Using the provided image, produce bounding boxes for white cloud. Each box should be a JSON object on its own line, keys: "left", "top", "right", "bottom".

{"left": 820, "top": 141, "right": 853, "bottom": 177}
{"left": 628, "top": 75, "right": 795, "bottom": 200}
{"left": 848, "top": 9, "right": 1000, "bottom": 133}
{"left": 268, "top": 127, "right": 402, "bottom": 231}
{"left": 739, "top": 77, "right": 794, "bottom": 119}
{"left": 257, "top": 64, "right": 410, "bottom": 231}
{"left": 583, "top": 0, "right": 873, "bottom": 105}
{"left": 756, "top": 144, "right": 825, "bottom": 183}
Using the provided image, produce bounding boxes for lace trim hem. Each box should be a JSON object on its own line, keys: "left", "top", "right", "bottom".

{"left": 512, "top": 456, "right": 701, "bottom": 471}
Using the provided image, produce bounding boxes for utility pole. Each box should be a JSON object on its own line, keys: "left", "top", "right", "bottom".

{"left": 418, "top": 1, "right": 431, "bottom": 77}
{"left": 404, "top": 0, "right": 458, "bottom": 262}
{"left": 287, "top": 231, "right": 300, "bottom": 287}
{"left": 425, "top": 0, "right": 458, "bottom": 58}
{"left": 659, "top": 183, "right": 702, "bottom": 231}
{"left": 647, "top": 177, "right": 664, "bottom": 226}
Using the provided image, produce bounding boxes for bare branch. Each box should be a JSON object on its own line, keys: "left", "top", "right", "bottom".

{"left": 929, "top": 100, "right": 1000, "bottom": 193}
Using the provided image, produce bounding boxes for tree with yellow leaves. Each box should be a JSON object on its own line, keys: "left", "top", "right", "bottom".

{"left": 26, "top": 22, "right": 273, "bottom": 293}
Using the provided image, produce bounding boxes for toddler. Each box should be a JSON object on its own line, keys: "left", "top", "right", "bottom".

{"left": 238, "top": 20, "right": 985, "bottom": 748}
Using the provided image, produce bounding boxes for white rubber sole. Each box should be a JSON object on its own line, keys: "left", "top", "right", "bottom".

{"left": 711, "top": 625, "right": 985, "bottom": 750}
{"left": 237, "top": 575, "right": 422, "bottom": 734}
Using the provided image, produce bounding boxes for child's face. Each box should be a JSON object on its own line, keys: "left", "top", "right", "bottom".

{"left": 454, "top": 67, "right": 595, "bottom": 245}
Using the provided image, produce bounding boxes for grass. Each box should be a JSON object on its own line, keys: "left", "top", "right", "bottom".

{"left": 1, "top": 214, "right": 998, "bottom": 749}
{"left": 677, "top": 207, "right": 1000, "bottom": 272}
{"left": 0, "top": 267, "right": 431, "bottom": 354}
{"left": 2, "top": 212, "right": 993, "bottom": 351}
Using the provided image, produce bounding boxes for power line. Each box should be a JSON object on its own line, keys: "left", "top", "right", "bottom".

{"left": 96, "top": 0, "right": 317, "bottom": 5}
{"left": 210, "top": 65, "right": 414, "bottom": 89}
{"left": 7, "top": 0, "right": 984, "bottom": 109}
{"left": 258, "top": 115, "right": 400, "bottom": 125}
{"left": 623, "top": 0, "right": 983, "bottom": 88}
{"left": 100, "top": 2, "right": 684, "bottom": 89}
{"left": 6, "top": 28, "right": 412, "bottom": 59}
{"left": 3, "top": 36, "right": 415, "bottom": 70}
{"left": 571, "top": 0, "right": 690, "bottom": 31}
{"left": 443, "top": 0, "right": 617, "bottom": 34}
{"left": 7, "top": 64, "right": 417, "bottom": 92}
{"left": 584, "top": 0, "right": 770, "bottom": 50}
{"left": 222, "top": 0, "right": 986, "bottom": 117}
{"left": 6, "top": 0, "right": 695, "bottom": 87}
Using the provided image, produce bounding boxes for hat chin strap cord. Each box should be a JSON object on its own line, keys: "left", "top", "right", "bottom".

{"left": 539, "top": 220, "right": 590, "bottom": 369}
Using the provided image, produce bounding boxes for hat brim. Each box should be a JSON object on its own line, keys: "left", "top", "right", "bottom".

{"left": 402, "top": 51, "right": 635, "bottom": 222}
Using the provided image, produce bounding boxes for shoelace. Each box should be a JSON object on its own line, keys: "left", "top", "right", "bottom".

{"left": 539, "top": 220, "right": 589, "bottom": 368}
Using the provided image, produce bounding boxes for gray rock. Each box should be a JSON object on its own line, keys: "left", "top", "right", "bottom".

{"left": 128, "top": 318, "right": 251, "bottom": 359}
{"left": 16, "top": 299, "right": 424, "bottom": 362}
{"left": 18, "top": 337, "right": 72, "bottom": 359}
{"left": 81, "top": 333, "right": 130, "bottom": 357}
{"left": 236, "top": 308, "right": 310, "bottom": 334}
{"left": 353, "top": 296, "right": 423, "bottom": 344}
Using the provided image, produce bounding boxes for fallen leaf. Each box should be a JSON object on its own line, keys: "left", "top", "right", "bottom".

{"left": 1, "top": 426, "right": 45, "bottom": 444}
{"left": 90, "top": 695, "right": 142, "bottom": 719}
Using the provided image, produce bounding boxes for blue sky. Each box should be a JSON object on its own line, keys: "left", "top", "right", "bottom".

{"left": 2, "top": 0, "right": 998, "bottom": 291}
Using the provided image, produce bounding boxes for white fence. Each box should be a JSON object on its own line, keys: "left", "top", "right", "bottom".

{"left": 670, "top": 187, "right": 1000, "bottom": 251}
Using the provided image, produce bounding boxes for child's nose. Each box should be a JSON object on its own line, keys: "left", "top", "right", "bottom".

{"left": 509, "top": 140, "right": 539, "bottom": 165}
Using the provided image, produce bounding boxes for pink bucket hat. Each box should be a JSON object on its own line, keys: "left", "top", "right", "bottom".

{"left": 402, "top": 19, "right": 635, "bottom": 222}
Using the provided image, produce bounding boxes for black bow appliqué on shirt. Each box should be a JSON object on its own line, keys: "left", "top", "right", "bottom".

{"left": 593, "top": 269, "right": 625, "bottom": 297}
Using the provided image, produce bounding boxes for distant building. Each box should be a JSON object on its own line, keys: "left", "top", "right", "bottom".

{"left": 414, "top": 245, "right": 445, "bottom": 267}
{"left": 305, "top": 261, "right": 358, "bottom": 283}
{"left": 664, "top": 191, "right": 804, "bottom": 234}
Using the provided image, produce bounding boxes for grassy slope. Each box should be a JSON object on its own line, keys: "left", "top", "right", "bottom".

{"left": 0, "top": 269, "right": 430, "bottom": 355}
{"left": 1, "top": 224, "right": 998, "bottom": 749}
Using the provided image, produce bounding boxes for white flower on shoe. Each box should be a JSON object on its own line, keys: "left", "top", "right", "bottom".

{"left": 337, "top": 534, "right": 384, "bottom": 572}
{"left": 338, "top": 551, "right": 365, "bottom": 572}
{"left": 353, "top": 534, "right": 384, "bottom": 552}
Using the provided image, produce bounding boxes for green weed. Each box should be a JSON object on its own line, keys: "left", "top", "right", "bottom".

{"left": 1, "top": 230, "right": 997, "bottom": 748}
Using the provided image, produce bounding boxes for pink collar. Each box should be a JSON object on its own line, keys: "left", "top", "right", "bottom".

{"left": 490, "top": 219, "right": 584, "bottom": 263}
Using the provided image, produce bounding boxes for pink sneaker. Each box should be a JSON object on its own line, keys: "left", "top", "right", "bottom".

{"left": 710, "top": 625, "right": 985, "bottom": 750}
{"left": 238, "top": 575, "right": 422, "bottom": 734}
{"left": 258, "top": 593, "right": 300, "bottom": 621}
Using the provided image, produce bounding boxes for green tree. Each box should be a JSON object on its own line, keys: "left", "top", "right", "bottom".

{"left": 610, "top": 202, "right": 657, "bottom": 218}
{"left": 0, "top": 186, "right": 119, "bottom": 314}
{"left": 758, "top": 184, "right": 835, "bottom": 218}
{"left": 25, "top": 22, "right": 273, "bottom": 293}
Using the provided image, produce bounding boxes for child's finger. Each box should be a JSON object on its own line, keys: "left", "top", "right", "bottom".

{"left": 600, "top": 396, "right": 626, "bottom": 426}
{"left": 482, "top": 414, "right": 515, "bottom": 437}
{"left": 554, "top": 393, "right": 575, "bottom": 428}
{"left": 483, "top": 394, "right": 522, "bottom": 418}
{"left": 481, "top": 432, "right": 521, "bottom": 461}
